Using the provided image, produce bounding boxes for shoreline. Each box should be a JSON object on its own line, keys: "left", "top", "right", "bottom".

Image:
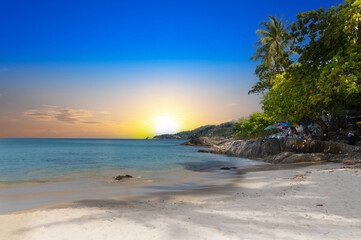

{"left": 0, "top": 155, "right": 331, "bottom": 215}
{"left": 1, "top": 161, "right": 322, "bottom": 216}
{"left": 1, "top": 162, "right": 360, "bottom": 239}
{"left": 0, "top": 161, "right": 259, "bottom": 214}
{"left": 0, "top": 139, "right": 264, "bottom": 214}
{"left": 0, "top": 157, "right": 316, "bottom": 215}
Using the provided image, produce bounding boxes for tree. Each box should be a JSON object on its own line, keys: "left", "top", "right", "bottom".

{"left": 262, "top": 0, "right": 361, "bottom": 140}
{"left": 234, "top": 112, "right": 275, "bottom": 139}
{"left": 249, "top": 15, "right": 294, "bottom": 94}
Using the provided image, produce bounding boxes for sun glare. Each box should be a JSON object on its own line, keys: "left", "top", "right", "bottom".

{"left": 154, "top": 117, "right": 180, "bottom": 135}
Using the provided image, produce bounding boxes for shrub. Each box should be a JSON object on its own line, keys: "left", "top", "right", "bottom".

{"left": 234, "top": 112, "right": 275, "bottom": 139}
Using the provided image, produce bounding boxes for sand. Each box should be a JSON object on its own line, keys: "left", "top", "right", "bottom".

{"left": 1, "top": 163, "right": 361, "bottom": 240}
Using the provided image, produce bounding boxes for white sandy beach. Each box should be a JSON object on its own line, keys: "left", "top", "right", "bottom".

{"left": 1, "top": 163, "right": 361, "bottom": 240}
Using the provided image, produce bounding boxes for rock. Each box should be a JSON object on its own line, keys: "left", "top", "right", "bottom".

{"left": 220, "top": 167, "right": 236, "bottom": 170}
{"left": 343, "top": 160, "right": 356, "bottom": 165}
{"left": 265, "top": 152, "right": 330, "bottom": 164}
{"left": 181, "top": 137, "right": 230, "bottom": 147}
{"left": 115, "top": 176, "right": 124, "bottom": 180}
{"left": 198, "top": 149, "right": 222, "bottom": 154}
{"left": 264, "top": 152, "right": 294, "bottom": 164}
{"left": 283, "top": 153, "right": 328, "bottom": 164}
{"left": 279, "top": 138, "right": 360, "bottom": 154}
{"left": 328, "top": 152, "right": 361, "bottom": 163}
{"left": 182, "top": 136, "right": 361, "bottom": 164}
{"left": 223, "top": 138, "right": 281, "bottom": 159}
{"left": 115, "top": 174, "right": 133, "bottom": 181}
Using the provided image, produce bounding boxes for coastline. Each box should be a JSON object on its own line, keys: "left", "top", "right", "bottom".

{"left": 1, "top": 162, "right": 361, "bottom": 239}
{"left": 2, "top": 137, "right": 361, "bottom": 239}
{"left": 0, "top": 138, "right": 264, "bottom": 214}
{"left": 183, "top": 136, "right": 361, "bottom": 164}
{"left": 0, "top": 167, "right": 238, "bottom": 214}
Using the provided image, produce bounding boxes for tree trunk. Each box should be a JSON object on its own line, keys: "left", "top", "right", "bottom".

{"left": 302, "top": 121, "right": 311, "bottom": 135}
{"left": 315, "top": 118, "right": 329, "bottom": 141}
{"left": 291, "top": 127, "right": 298, "bottom": 135}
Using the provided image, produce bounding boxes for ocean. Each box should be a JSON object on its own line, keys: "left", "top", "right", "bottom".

{"left": 0, "top": 138, "right": 259, "bottom": 213}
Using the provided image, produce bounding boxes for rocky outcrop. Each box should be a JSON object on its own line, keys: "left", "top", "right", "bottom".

{"left": 181, "top": 137, "right": 231, "bottom": 147}
{"left": 265, "top": 151, "right": 361, "bottom": 164}
{"left": 221, "top": 138, "right": 281, "bottom": 159}
{"left": 182, "top": 137, "right": 361, "bottom": 164}
{"left": 198, "top": 149, "right": 223, "bottom": 154}
{"left": 265, "top": 152, "right": 330, "bottom": 164}
{"left": 278, "top": 138, "right": 357, "bottom": 154}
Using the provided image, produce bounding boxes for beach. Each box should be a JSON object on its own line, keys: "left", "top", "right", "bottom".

{"left": 1, "top": 162, "right": 361, "bottom": 240}
{"left": 0, "top": 138, "right": 261, "bottom": 213}
{"left": 2, "top": 0, "right": 360, "bottom": 239}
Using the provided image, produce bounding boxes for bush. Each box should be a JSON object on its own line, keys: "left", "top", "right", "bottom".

{"left": 234, "top": 112, "right": 275, "bottom": 139}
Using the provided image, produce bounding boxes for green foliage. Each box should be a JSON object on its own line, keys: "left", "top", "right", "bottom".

{"left": 249, "top": 15, "right": 294, "bottom": 94}
{"left": 289, "top": 0, "right": 361, "bottom": 110}
{"left": 261, "top": 0, "right": 361, "bottom": 138}
{"left": 153, "top": 122, "right": 235, "bottom": 139}
{"left": 234, "top": 112, "right": 275, "bottom": 139}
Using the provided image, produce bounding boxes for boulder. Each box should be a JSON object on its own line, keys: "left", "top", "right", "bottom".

{"left": 182, "top": 137, "right": 361, "bottom": 164}
{"left": 220, "top": 167, "right": 237, "bottom": 170}
{"left": 181, "top": 137, "right": 230, "bottom": 147}
{"left": 220, "top": 167, "right": 231, "bottom": 170}
{"left": 265, "top": 152, "right": 330, "bottom": 164}
{"left": 115, "top": 174, "right": 133, "bottom": 181}
{"left": 264, "top": 152, "right": 294, "bottom": 164}
{"left": 223, "top": 138, "right": 281, "bottom": 159}
{"left": 198, "top": 149, "right": 222, "bottom": 154}
{"left": 279, "top": 138, "right": 360, "bottom": 154}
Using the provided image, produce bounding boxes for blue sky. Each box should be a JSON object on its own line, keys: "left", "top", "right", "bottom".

{"left": 0, "top": 0, "right": 342, "bottom": 63}
{"left": 0, "top": 0, "right": 343, "bottom": 138}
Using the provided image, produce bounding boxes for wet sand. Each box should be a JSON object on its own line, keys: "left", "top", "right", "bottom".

{"left": 0, "top": 166, "right": 241, "bottom": 214}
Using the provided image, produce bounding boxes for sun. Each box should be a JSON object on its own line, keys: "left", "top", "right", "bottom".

{"left": 154, "top": 117, "right": 180, "bottom": 135}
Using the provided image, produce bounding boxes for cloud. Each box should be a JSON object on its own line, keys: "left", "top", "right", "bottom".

{"left": 42, "top": 105, "right": 58, "bottom": 109}
{"left": 225, "top": 103, "right": 238, "bottom": 107}
{"left": 24, "top": 110, "right": 53, "bottom": 121}
{"left": 81, "top": 121, "right": 101, "bottom": 124}
{"left": 24, "top": 106, "right": 109, "bottom": 124}
{"left": 55, "top": 109, "right": 92, "bottom": 123}
{"left": 55, "top": 109, "right": 80, "bottom": 123}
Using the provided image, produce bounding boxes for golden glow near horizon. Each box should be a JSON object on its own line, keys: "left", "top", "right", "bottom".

{"left": 147, "top": 115, "right": 181, "bottom": 135}
{"left": 0, "top": 64, "right": 262, "bottom": 138}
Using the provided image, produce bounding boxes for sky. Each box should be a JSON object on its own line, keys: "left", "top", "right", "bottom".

{"left": 0, "top": 0, "right": 342, "bottom": 138}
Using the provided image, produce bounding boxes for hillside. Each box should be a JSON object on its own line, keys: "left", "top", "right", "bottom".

{"left": 153, "top": 121, "right": 235, "bottom": 139}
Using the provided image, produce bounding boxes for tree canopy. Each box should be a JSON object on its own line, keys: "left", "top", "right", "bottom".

{"left": 257, "top": 0, "right": 361, "bottom": 139}
{"left": 234, "top": 112, "right": 275, "bottom": 139}
{"left": 249, "top": 15, "right": 294, "bottom": 94}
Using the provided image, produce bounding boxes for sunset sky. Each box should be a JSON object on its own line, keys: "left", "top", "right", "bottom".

{"left": 0, "top": 0, "right": 341, "bottom": 138}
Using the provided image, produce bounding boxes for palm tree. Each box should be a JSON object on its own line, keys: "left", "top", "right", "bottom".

{"left": 251, "top": 15, "right": 293, "bottom": 80}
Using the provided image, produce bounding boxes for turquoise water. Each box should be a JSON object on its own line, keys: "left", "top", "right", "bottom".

{"left": 0, "top": 138, "right": 263, "bottom": 213}
{"left": 0, "top": 138, "right": 257, "bottom": 184}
